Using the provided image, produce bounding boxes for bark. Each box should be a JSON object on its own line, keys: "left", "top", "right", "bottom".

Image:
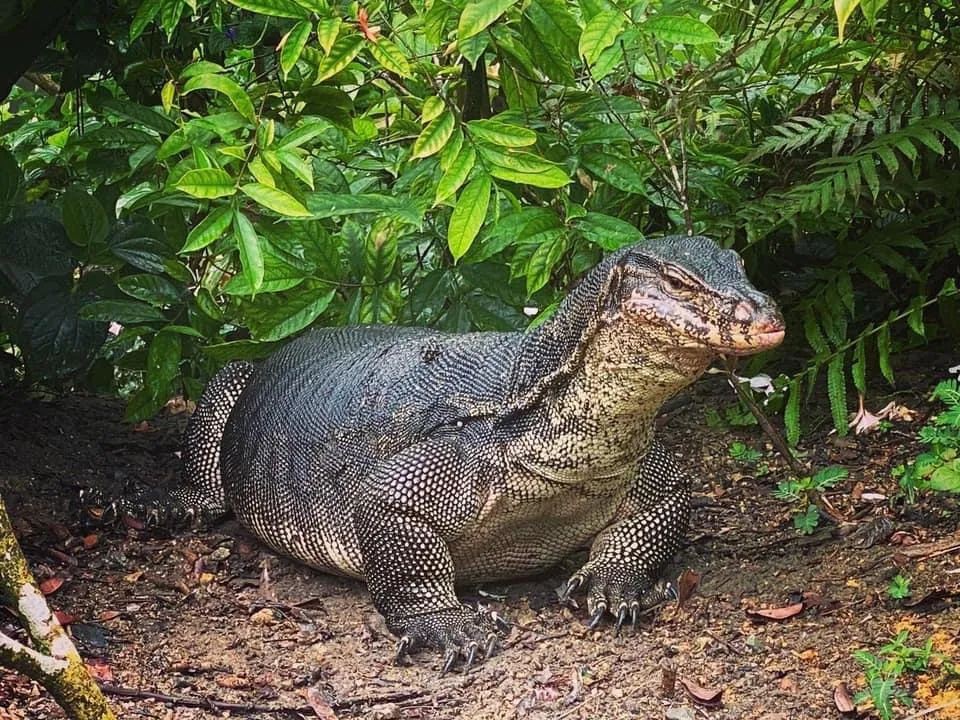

{"left": 0, "top": 495, "right": 116, "bottom": 719}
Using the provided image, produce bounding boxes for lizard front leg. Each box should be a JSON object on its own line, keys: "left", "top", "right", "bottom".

{"left": 353, "top": 439, "right": 509, "bottom": 672}
{"left": 563, "top": 440, "right": 690, "bottom": 632}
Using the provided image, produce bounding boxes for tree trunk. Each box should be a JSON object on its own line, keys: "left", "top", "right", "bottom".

{"left": 0, "top": 495, "right": 116, "bottom": 719}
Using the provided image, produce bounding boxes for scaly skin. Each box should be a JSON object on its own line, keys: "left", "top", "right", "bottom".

{"left": 106, "top": 236, "right": 784, "bottom": 672}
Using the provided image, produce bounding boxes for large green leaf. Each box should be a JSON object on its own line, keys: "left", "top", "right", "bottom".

{"left": 117, "top": 274, "right": 183, "bottom": 306}
{"left": 573, "top": 212, "right": 643, "bottom": 250}
{"left": 79, "top": 299, "right": 167, "bottom": 323}
{"left": 306, "top": 193, "right": 423, "bottom": 225}
{"left": 315, "top": 34, "right": 364, "bottom": 82}
{"left": 525, "top": 0, "right": 581, "bottom": 58}
{"left": 367, "top": 37, "right": 413, "bottom": 78}
{"left": 234, "top": 211, "right": 264, "bottom": 293}
{"left": 180, "top": 205, "right": 234, "bottom": 252}
{"left": 240, "top": 183, "right": 311, "bottom": 217}
{"left": 458, "top": 0, "right": 516, "bottom": 40}
{"left": 130, "top": 0, "right": 163, "bottom": 41}
{"left": 644, "top": 15, "right": 719, "bottom": 44}
{"left": 62, "top": 187, "right": 110, "bottom": 248}
{"left": 448, "top": 173, "right": 491, "bottom": 261}
{"left": 0, "top": 216, "right": 75, "bottom": 295}
{"left": 21, "top": 286, "right": 107, "bottom": 378}
{"left": 280, "top": 20, "right": 313, "bottom": 76}
{"left": 467, "top": 120, "right": 537, "bottom": 148}
{"left": 412, "top": 110, "right": 456, "bottom": 159}
{"left": 225, "top": 0, "right": 309, "bottom": 19}
{"left": 182, "top": 74, "right": 256, "bottom": 122}
{"left": 435, "top": 145, "right": 477, "bottom": 205}
{"left": 579, "top": 10, "right": 624, "bottom": 65}
{"left": 244, "top": 283, "right": 336, "bottom": 341}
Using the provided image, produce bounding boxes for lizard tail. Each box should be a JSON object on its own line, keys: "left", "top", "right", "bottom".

{"left": 175, "top": 360, "right": 256, "bottom": 519}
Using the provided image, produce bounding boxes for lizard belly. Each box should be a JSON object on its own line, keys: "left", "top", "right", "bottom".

{"left": 448, "top": 474, "right": 629, "bottom": 584}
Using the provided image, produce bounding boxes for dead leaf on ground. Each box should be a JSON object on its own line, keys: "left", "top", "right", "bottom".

{"left": 97, "top": 610, "right": 122, "bottom": 622}
{"left": 39, "top": 577, "right": 63, "bottom": 595}
{"left": 215, "top": 674, "right": 249, "bottom": 689}
{"left": 676, "top": 569, "right": 701, "bottom": 605}
{"left": 834, "top": 682, "right": 855, "bottom": 713}
{"left": 53, "top": 610, "right": 77, "bottom": 625}
{"left": 121, "top": 514, "right": 145, "bottom": 530}
{"left": 679, "top": 677, "right": 723, "bottom": 706}
{"left": 82, "top": 534, "right": 98, "bottom": 550}
{"left": 306, "top": 686, "right": 339, "bottom": 719}
{"left": 746, "top": 602, "right": 804, "bottom": 621}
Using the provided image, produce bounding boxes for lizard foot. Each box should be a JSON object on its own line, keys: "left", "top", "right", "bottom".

{"left": 392, "top": 605, "right": 511, "bottom": 674}
{"left": 561, "top": 563, "right": 676, "bottom": 635}
{"left": 78, "top": 486, "right": 204, "bottom": 529}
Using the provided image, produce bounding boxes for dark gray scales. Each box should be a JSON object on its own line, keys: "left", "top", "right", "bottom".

{"left": 167, "top": 235, "right": 785, "bottom": 672}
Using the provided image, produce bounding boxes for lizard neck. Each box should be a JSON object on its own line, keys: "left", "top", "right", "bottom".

{"left": 511, "top": 323, "right": 711, "bottom": 480}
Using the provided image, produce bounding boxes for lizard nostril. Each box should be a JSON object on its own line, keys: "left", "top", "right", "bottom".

{"left": 733, "top": 301, "right": 753, "bottom": 323}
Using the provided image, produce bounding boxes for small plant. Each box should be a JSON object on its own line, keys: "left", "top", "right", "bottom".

{"left": 853, "top": 631, "right": 945, "bottom": 720}
{"left": 894, "top": 379, "right": 960, "bottom": 502}
{"left": 773, "top": 466, "right": 848, "bottom": 534}
{"left": 887, "top": 574, "right": 911, "bottom": 600}
{"left": 706, "top": 403, "right": 758, "bottom": 429}
{"left": 729, "top": 441, "right": 763, "bottom": 463}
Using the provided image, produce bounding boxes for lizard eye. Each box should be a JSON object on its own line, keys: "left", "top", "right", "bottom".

{"left": 663, "top": 272, "right": 695, "bottom": 294}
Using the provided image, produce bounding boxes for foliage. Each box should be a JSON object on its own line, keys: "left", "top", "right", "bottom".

{"left": 894, "top": 379, "right": 960, "bottom": 501}
{"left": 886, "top": 574, "right": 911, "bottom": 601}
{"left": 0, "top": 0, "right": 957, "bottom": 428}
{"left": 773, "top": 465, "right": 847, "bottom": 534}
{"left": 853, "top": 631, "right": 954, "bottom": 720}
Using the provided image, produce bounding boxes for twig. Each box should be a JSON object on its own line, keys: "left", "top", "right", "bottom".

{"left": 98, "top": 681, "right": 428, "bottom": 715}
{"left": 721, "top": 360, "right": 806, "bottom": 476}
{"left": 902, "top": 698, "right": 960, "bottom": 720}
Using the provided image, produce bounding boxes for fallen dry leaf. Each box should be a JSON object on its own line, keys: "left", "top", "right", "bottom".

{"left": 124, "top": 570, "right": 144, "bottom": 583}
{"left": 39, "top": 577, "right": 64, "bottom": 595}
{"left": 834, "top": 682, "right": 855, "bottom": 713}
{"left": 306, "top": 686, "right": 338, "bottom": 719}
{"left": 746, "top": 602, "right": 804, "bottom": 621}
{"left": 677, "top": 568, "right": 701, "bottom": 606}
{"left": 82, "top": 534, "right": 99, "bottom": 550}
{"left": 215, "top": 674, "right": 249, "bottom": 689}
{"left": 98, "top": 610, "right": 122, "bottom": 622}
{"left": 679, "top": 677, "right": 723, "bottom": 706}
{"left": 54, "top": 610, "right": 77, "bottom": 626}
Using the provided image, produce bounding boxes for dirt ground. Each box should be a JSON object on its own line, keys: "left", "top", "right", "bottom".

{"left": 1, "top": 359, "right": 958, "bottom": 720}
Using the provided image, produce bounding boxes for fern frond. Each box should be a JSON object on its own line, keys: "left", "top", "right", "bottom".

{"left": 827, "top": 353, "right": 848, "bottom": 436}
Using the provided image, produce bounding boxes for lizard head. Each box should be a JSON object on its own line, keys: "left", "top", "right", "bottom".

{"left": 604, "top": 235, "right": 784, "bottom": 358}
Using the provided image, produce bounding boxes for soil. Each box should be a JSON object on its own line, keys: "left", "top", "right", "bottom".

{"left": 1, "top": 358, "right": 958, "bottom": 720}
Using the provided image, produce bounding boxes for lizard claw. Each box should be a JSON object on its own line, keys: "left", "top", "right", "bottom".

{"left": 587, "top": 603, "right": 606, "bottom": 630}
{"left": 630, "top": 600, "right": 641, "bottom": 629}
{"left": 490, "top": 611, "right": 511, "bottom": 633}
{"left": 561, "top": 574, "right": 585, "bottom": 603}
{"left": 440, "top": 647, "right": 458, "bottom": 676}
{"left": 614, "top": 603, "right": 629, "bottom": 636}
{"left": 394, "top": 636, "right": 413, "bottom": 665}
{"left": 484, "top": 632, "right": 498, "bottom": 661}
{"left": 464, "top": 642, "right": 479, "bottom": 673}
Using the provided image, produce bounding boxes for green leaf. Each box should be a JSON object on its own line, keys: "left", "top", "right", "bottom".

{"left": 20, "top": 289, "right": 106, "bottom": 378}
{"left": 580, "top": 150, "right": 648, "bottom": 193}
{"left": 316, "top": 18, "right": 341, "bottom": 54}
{"left": 79, "top": 299, "right": 167, "bottom": 323}
{"left": 130, "top": 0, "right": 163, "bottom": 41}
{"left": 240, "top": 183, "right": 311, "bottom": 217}
{"left": 62, "top": 187, "right": 110, "bottom": 247}
{"left": 182, "top": 74, "right": 256, "bottom": 122}
{"left": 524, "top": 231, "right": 567, "bottom": 295}
{"left": 146, "top": 330, "right": 181, "bottom": 384}
{"left": 100, "top": 98, "right": 177, "bottom": 135}
{"left": 180, "top": 205, "right": 234, "bottom": 252}
{"left": 574, "top": 212, "right": 642, "bottom": 250}
{"left": 175, "top": 168, "right": 236, "bottom": 199}
{"left": 117, "top": 274, "right": 183, "bottom": 306}
{"left": 479, "top": 145, "right": 569, "bottom": 188}
{"left": 833, "top": 0, "right": 860, "bottom": 40}
{"left": 435, "top": 145, "right": 477, "bottom": 205}
{"left": 860, "top": 0, "right": 887, "bottom": 27}
{"left": 368, "top": 37, "right": 412, "bottom": 78}
{"left": 644, "top": 15, "right": 720, "bottom": 45}
{"left": 243, "top": 283, "right": 336, "bottom": 341}
{"left": 525, "top": 0, "right": 580, "bottom": 58}
{"left": 315, "top": 33, "right": 364, "bottom": 82}
{"left": 876, "top": 323, "right": 894, "bottom": 386}
{"left": 852, "top": 337, "right": 867, "bottom": 395}
{"left": 448, "top": 174, "right": 491, "bottom": 261}
{"left": 412, "top": 110, "right": 456, "bottom": 159}
{"left": 422, "top": 96, "right": 445, "bottom": 123}
{"left": 579, "top": 10, "right": 624, "bottom": 65}
{"left": 928, "top": 461, "right": 960, "bottom": 493}
{"left": 234, "top": 211, "right": 264, "bottom": 294}
{"left": 827, "top": 353, "right": 848, "bottom": 435}
{"left": 225, "top": 0, "right": 309, "bottom": 19}
{"left": 467, "top": 119, "right": 537, "bottom": 148}
{"left": 280, "top": 20, "right": 313, "bottom": 77}
{"left": 458, "top": 0, "right": 516, "bottom": 40}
